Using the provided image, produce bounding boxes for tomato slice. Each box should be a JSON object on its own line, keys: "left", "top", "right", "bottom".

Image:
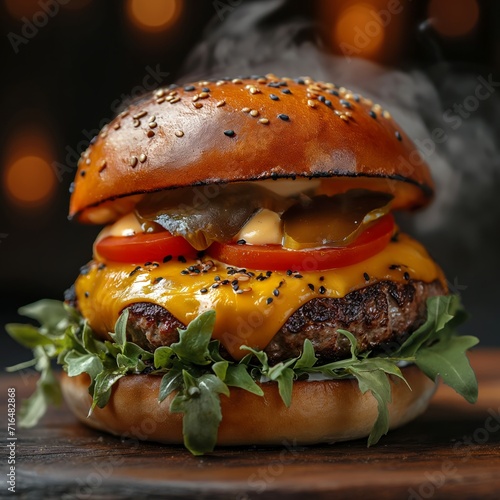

{"left": 95, "top": 232, "right": 198, "bottom": 264}
{"left": 208, "top": 214, "right": 395, "bottom": 271}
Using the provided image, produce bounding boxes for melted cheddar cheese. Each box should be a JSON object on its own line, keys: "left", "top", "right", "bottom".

{"left": 75, "top": 234, "right": 446, "bottom": 360}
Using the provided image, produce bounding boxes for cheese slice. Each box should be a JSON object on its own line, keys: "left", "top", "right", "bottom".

{"left": 75, "top": 234, "right": 446, "bottom": 360}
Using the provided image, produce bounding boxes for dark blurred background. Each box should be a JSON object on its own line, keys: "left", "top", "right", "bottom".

{"left": 1, "top": 0, "right": 499, "bottom": 369}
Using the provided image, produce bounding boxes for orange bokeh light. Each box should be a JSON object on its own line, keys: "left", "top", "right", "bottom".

{"left": 334, "top": 3, "right": 386, "bottom": 60}
{"left": 5, "top": 0, "right": 41, "bottom": 19}
{"left": 126, "top": 0, "right": 180, "bottom": 32}
{"left": 4, "top": 155, "right": 56, "bottom": 206}
{"left": 428, "top": 0, "right": 479, "bottom": 37}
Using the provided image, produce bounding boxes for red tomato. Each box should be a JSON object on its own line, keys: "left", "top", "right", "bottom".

{"left": 95, "top": 232, "right": 197, "bottom": 264}
{"left": 208, "top": 214, "right": 395, "bottom": 271}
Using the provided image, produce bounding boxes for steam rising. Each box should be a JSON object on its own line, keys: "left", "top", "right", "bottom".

{"left": 181, "top": 0, "right": 500, "bottom": 338}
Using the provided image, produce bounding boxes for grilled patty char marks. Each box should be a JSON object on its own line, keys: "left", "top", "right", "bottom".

{"left": 123, "top": 280, "right": 445, "bottom": 363}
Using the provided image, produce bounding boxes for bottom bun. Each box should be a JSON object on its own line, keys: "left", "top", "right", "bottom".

{"left": 60, "top": 366, "right": 436, "bottom": 446}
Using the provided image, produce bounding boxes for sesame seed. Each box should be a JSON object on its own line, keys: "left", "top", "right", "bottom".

{"left": 278, "top": 114, "right": 289, "bottom": 121}
{"left": 307, "top": 100, "right": 316, "bottom": 108}
{"left": 216, "top": 100, "right": 226, "bottom": 107}
{"left": 328, "top": 89, "right": 339, "bottom": 96}
{"left": 129, "top": 266, "right": 141, "bottom": 277}
{"left": 98, "top": 160, "right": 107, "bottom": 172}
{"left": 237, "top": 239, "right": 246, "bottom": 245}
{"left": 193, "top": 102, "right": 203, "bottom": 109}
{"left": 308, "top": 283, "right": 315, "bottom": 291}
{"left": 156, "top": 97, "right": 165, "bottom": 104}
{"left": 113, "top": 123, "right": 121, "bottom": 130}
{"left": 324, "top": 100, "right": 332, "bottom": 107}
{"left": 249, "top": 87, "right": 261, "bottom": 94}
{"left": 318, "top": 286, "right": 326, "bottom": 294}
{"left": 180, "top": 270, "right": 189, "bottom": 275}
{"left": 133, "top": 110, "right": 148, "bottom": 119}
{"left": 364, "top": 272, "right": 370, "bottom": 281}
{"left": 294, "top": 274, "right": 303, "bottom": 279}
{"left": 184, "top": 85, "right": 195, "bottom": 91}
{"left": 258, "top": 118, "right": 269, "bottom": 124}
{"left": 318, "top": 95, "right": 326, "bottom": 103}
{"left": 395, "top": 131, "right": 402, "bottom": 141}
{"left": 319, "top": 276, "right": 325, "bottom": 281}
{"left": 170, "top": 97, "right": 180, "bottom": 104}
{"left": 178, "top": 255, "right": 187, "bottom": 263}
{"left": 199, "top": 92, "right": 209, "bottom": 99}
{"left": 266, "top": 297, "right": 273, "bottom": 305}
{"left": 84, "top": 291, "right": 89, "bottom": 298}
{"left": 155, "top": 89, "right": 165, "bottom": 97}
{"left": 286, "top": 270, "right": 293, "bottom": 276}
{"left": 340, "top": 114, "right": 349, "bottom": 121}
{"left": 266, "top": 271, "right": 272, "bottom": 277}
{"left": 224, "top": 129, "right": 236, "bottom": 137}
{"left": 149, "top": 121, "right": 157, "bottom": 128}
{"left": 129, "top": 156, "right": 138, "bottom": 168}
{"left": 250, "top": 109, "right": 259, "bottom": 117}
{"left": 242, "top": 107, "right": 251, "bottom": 113}
{"left": 192, "top": 95, "right": 199, "bottom": 102}
{"left": 281, "top": 89, "right": 292, "bottom": 94}
{"left": 133, "top": 120, "right": 141, "bottom": 128}
{"left": 163, "top": 255, "right": 172, "bottom": 263}
{"left": 273, "top": 289, "right": 279, "bottom": 297}
{"left": 153, "top": 277, "right": 164, "bottom": 284}
{"left": 202, "top": 87, "right": 210, "bottom": 92}
{"left": 369, "top": 110, "right": 377, "bottom": 119}
{"left": 232, "top": 78, "right": 242, "bottom": 84}
{"left": 85, "top": 158, "right": 91, "bottom": 165}
{"left": 147, "top": 130, "right": 155, "bottom": 138}
{"left": 404, "top": 272, "right": 410, "bottom": 280}
{"left": 200, "top": 288, "right": 208, "bottom": 294}
{"left": 139, "top": 153, "right": 147, "bottom": 163}
{"left": 175, "top": 130, "right": 184, "bottom": 137}
{"left": 340, "top": 99, "right": 351, "bottom": 108}
{"left": 269, "top": 94, "right": 279, "bottom": 101}
{"left": 382, "top": 110, "right": 391, "bottom": 119}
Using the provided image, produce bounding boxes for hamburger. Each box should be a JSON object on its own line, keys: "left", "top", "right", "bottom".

{"left": 7, "top": 75, "right": 479, "bottom": 455}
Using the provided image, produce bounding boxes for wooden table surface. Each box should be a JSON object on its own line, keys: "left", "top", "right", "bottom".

{"left": 1, "top": 349, "right": 499, "bottom": 499}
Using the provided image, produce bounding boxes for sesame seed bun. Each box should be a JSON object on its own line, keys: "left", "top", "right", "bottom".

{"left": 61, "top": 366, "right": 436, "bottom": 447}
{"left": 69, "top": 75, "right": 434, "bottom": 224}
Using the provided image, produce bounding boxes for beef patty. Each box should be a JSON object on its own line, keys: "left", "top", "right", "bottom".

{"left": 123, "top": 280, "right": 445, "bottom": 364}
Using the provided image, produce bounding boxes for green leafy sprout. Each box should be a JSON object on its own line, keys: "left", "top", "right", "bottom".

{"left": 5, "top": 295, "right": 478, "bottom": 455}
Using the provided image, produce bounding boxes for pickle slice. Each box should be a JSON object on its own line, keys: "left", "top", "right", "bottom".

{"left": 136, "top": 183, "right": 291, "bottom": 250}
{"left": 282, "top": 189, "right": 393, "bottom": 249}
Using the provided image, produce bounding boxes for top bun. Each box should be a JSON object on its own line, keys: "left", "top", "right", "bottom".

{"left": 69, "top": 74, "right": 434, "bottom": 224}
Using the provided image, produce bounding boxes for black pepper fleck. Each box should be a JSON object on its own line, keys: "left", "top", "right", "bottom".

{"left": 278, "top": 113, "right": 289, "bottom": 121}
{"left": 224, "top": 129, "right": 236, "bottom": 137}
{"left": 269, "top": 94, "right": 279, "bottom": 101}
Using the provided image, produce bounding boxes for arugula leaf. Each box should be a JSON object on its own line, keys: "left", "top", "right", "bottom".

{"left": 224, "top": 364, "right": 264, "bottom": 396}
{"left": 294, "top": 339, "right": 317, "bottom": 370}
{"left": 351, "top": 366, "right": 392, "bottom": 446}
{"left": 416, "top": 334, "right": 479, "bottom": 403}
{"left": 170, "top": 311, "right": 215, "bottom": 365}
{"left": 159, "top": 371, "right": 183, "bottom": 402}
{"left": 170, "top": 371, "right": 229, "bottom": 456}
{"left": 5, "top": 293, "right": 479, "bottom": 455}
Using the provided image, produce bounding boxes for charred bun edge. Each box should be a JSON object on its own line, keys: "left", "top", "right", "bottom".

{"left": 68, "top": 171, "right": 433, "bottom": 222}
{"left": 61, "top": 366, "right": 436, "bottom": 447}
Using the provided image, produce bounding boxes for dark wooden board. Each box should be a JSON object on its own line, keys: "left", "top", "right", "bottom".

{"left": 1, "top": 350, "right": 499, "bottom": 499}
